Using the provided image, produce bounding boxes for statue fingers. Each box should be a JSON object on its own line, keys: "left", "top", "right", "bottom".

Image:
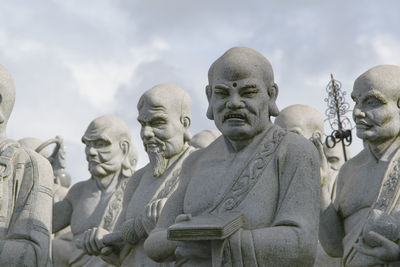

{"left": 94, "top": 228, "right": 106, "bottom": 252}
{"left": 146, "top": 202, "right": 153, "bottom": 218}
{"left": 88, "top": 228, "right": 100, "bottom": 255}
{"left": 83, "top": 230, "right": 94, "bottom": 255}
{"left": 155, "top": 198, "right": 167, "bottom": 221}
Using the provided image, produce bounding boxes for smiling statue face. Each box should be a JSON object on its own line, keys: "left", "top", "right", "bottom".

{"left": 352, "top": 66, "right": 400, "bottom": 145}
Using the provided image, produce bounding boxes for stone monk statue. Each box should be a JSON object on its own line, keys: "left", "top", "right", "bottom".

{"left": 81, "top": 84, "right": 196, "bottom": 267}
{"left": 0, "top": 65, "right": 54, "bottom": 266}
{"left": 52, "top": 115, "right": 137, "bottom": 267}
{"left": 320, "top": 65, "right": 400, "bottom": 266}
{"left": 144, "top": 47, "right": 321, "bottom": 266}
{"left": 275, "top": 104, "right": 343, "bottom": 267}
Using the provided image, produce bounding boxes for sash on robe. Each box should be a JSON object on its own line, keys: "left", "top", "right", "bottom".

{"left": 177, "top": 126, "right": 286, "bottom": 267}
{"left": 343, "top": 147, "right": 400, "bottom": 267}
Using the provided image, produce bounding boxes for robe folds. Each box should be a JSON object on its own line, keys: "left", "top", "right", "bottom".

{"left": 0, "top": 139, "right": 54, "bottom": 267}
{"left": 146, "top": 125, "right": 321, "bottom": 267}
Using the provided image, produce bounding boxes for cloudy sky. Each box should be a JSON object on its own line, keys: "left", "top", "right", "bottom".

{"left": 1, "top": 0, "right": 399, "bottom": 185}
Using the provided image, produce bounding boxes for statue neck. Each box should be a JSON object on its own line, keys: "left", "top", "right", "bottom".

{"left": 366, "top": 135, "right": 400, "bottom": 161}
{"left": 94, "top": 170, "right": 120, "bottom": 191}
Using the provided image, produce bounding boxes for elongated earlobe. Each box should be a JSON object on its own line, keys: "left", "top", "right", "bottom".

{"left": 268, "top": 83, "right": 279, "bottom": 117}
{"left": 206, "top": 85, "right": 214, "bottom": 120}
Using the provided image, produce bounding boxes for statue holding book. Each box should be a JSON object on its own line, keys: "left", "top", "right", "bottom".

{"left": 320, "top": 65, "right": 400, "bottom": 266}
{"left": 144, "top": 47, "right": 321, "bottom": 266}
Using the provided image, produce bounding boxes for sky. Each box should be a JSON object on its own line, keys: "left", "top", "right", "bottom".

{"left": 1, "top": 0, "right": 400, "bottom": 185}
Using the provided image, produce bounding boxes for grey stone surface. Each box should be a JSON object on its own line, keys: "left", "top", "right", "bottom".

{"left": 144, "top": 47, "right": 321, "bottom": 266}
{"left": 275, "top": 104, "right": 342, "bottom": 267}
{"left": 320, "top": 65, "right": 400, "bottom": 266}
{"left": 0, "top": 65, "right": 54, "bottom": 266}
{"left": 80, "top": 84, "right": 195, "bottom": 267}
{"left": 189, "top": 129, "right": 221, "bottom": 148}
{"left": 52, "top": 114, "right": 137, "bottom": 267}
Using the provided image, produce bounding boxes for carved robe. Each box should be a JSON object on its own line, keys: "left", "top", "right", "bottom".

{"left": 0, "top": 139, "right": 54, "bottom": 266}
{"left": 334, "top": 141, "right": 400, "bottom": 267}
{"left": 53, "top": 174, "right": 128, "bottom": 267}
{"left": 147, "top": 125, "right": 321, "bottom": 266}
{"left": 115, "top": 145, "right": 195, "bottom": 267}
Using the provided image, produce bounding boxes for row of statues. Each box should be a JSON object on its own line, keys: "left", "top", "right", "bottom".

{"left": 0, "top": 46, "right": 400, "bottom": 266}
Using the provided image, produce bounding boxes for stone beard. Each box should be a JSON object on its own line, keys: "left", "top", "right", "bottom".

{"left": 145, "top": 138, "right": 168, "bottom": 177}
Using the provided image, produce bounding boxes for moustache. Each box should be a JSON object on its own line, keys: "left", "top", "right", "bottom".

{"left": 223, "top": 112, "right": 248, "bottom": 122}
{"left": 144, "top": 138, "right": 166, "bottom": 152}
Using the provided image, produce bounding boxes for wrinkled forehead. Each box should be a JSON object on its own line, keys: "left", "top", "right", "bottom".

{"left": 209, "top": 60, "right": 268, "bottom": 86}
{"left": 137, "top": 95, "right": 178, "bottom": 120}
{"left": 353, "top": 71, "right": 400, "bottom": 100}
{"left": 82, "top": 123, "right": 113, "bottom": 143}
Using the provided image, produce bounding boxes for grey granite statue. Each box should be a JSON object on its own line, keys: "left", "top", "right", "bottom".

{"left": 144, "top": 47, "right": 321, "bottom": 266}
{"left": 320, "top": 65, "right": 400, "bottom": 266}
{"left": 275, "top": 104, "right": 343, "bottom": 266}
{"left": 0, "top": 65, "right": 54, "bottom": 266}
{"left": 81, "top": 84, "right": 195, "bottom": 267}
{"left": 189, "top": 129, "right": 221, "bottom": 148}
{"left": 19, "top": 136, "right": 71, "bottom": 202}
{"left": 52, "top": 115, "right": 137, "bottom": 267}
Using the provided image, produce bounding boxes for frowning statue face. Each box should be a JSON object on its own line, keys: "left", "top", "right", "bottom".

{"left": 137, "top": 84, "right": 191, "bottom": 177}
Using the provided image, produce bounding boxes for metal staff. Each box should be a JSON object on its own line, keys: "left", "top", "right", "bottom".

{"left": 324, "top": 74, "right": 352, "bottom": 161}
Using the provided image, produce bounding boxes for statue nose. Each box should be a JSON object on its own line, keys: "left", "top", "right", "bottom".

{"left": 353, "top": 107, "right": 365, "bottom": 118}
{"left": 142, "top": 126, "right": 154, "bottom": 139}
{"left": 226, "top": 95, "right": 244, "bottom": 109}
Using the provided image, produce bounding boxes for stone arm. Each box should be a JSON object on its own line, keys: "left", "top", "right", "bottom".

{"left": 226, "top": 138, "right": 321, "bottom": 266}
{"left": 0, "top": 150, "right": 54, "bottom": 267}
{"left": 53, "top": 183, "right": 75, "bottom": 233}
{"left": 319, "top": 168, "right": 345, "bottom": 257}
{"left": 144, "top": 156, "right": 194, "bottom": 263}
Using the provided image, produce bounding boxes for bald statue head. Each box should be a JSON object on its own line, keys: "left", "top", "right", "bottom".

{"left": 275, "top": 104, "right": 324, "bottom": 140}
{"left": 352, "top": 65, "right": 400, "bottom": 145}
{"left": 206, "top": 47, "right": 279, "bottom": 144}
{"left": 0, "top": 65, "right": 16, "bottom": 138}
{"left": 189, "top": 129, "right": 221, "bottom": 148}
{"left": 137, "top": 84, "right": 192, "bottom": 176}
{"left": 82, "top": 115, "right": 137, "bottom": 179}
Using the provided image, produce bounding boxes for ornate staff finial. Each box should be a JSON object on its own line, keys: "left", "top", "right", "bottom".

{"left": 324, "top": 74, "right": 352, "bottom": 161}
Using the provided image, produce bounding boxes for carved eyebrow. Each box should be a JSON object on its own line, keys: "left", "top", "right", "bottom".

{"left": 240, "top": 84, "right": 257, "bottom": 89}
{"left": 214, "top": 84, "right": 230, "bottom": 90}
{"left": 363, "top": 90, "right": 388, "bottom": 104}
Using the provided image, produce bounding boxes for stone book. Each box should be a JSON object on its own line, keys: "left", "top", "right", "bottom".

{"left": 167, "top": 212, "right": 243, "bottom": 241}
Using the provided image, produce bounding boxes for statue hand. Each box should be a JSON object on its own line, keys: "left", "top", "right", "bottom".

{"left": 80, "top": 227, "right": 110, "bottom": 256}
{"left": 175, "top": 240, "right": 211, "bottom": 260}
{"left": 355, "top": 231, "right": 400, "bottom": 262}
{"left": 145, "top": 198, "right": 168, "bottom": 226}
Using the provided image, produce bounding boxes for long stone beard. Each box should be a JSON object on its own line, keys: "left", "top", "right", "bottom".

{"left": 146, "top": 143, "right": 168, "bottom": 177}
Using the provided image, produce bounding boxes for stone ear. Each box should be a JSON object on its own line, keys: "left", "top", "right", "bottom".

{"left": 268, "top": 83, "right": 279, "bottom": 117}
{"left": 206, "top": 85, "right": 214, "bottom": 120}
{"left": 181, "top": 116, "right": 191, "bottom": 128}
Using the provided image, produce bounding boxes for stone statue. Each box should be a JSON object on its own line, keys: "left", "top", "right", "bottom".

{"left": 19, "top": 136, "right": 71, "bottom": 202}
{"left": 81, "top": 84, "right": 196, "bottom": 267}
{"left": 0, "top": 65, "right": 54, "bottom": 266}
{"left": 189, "top": 129, "right": 221, "bottom": 148}
{"left": 320, "top": 65, "right": 400, "bottom": 266}
{"left": 52, "top": 115, "right": 137, "bottom": 267}
{"left": 275, "top": 104, "right": 343, "bottom": 266}
{"left": 144, "top": 47, "right": 321, "bottom": 266}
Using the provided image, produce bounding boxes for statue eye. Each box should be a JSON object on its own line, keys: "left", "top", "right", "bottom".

{"left": 214, "top": 89, "right": 229, "bottom": 97}
{"left": 241, "top": 90, "right": 258, "bottom": 98}
{"left": 94, "top": 140, "right": 108, "bottom": 148}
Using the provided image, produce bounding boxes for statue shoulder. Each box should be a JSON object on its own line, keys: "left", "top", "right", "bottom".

{"left": 278, "top": 131, "right": 318, "bottom": 158}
